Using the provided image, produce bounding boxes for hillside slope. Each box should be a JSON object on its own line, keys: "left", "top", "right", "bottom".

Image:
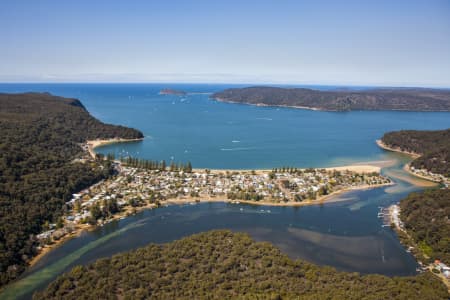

{"left": 34, "top": 230, "right": 448, "bottom": 299}
{"left": 0, "top": 93, "right": 143, "bottom": 286}
{"left": 399, "top": 189, "right": 450, "bottom": 265}
{"left": 381, "top": 129, "right": 450, "bottom": 177}
{"left": 211, "top": 86, "right": 450, "bottom": 111}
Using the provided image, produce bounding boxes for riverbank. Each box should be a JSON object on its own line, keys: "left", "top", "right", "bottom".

{"left": 27, "top": 178, "right": 392, "bottom": 269}
{"left": 388, "top": 204, "right": 450, "bottom": 293}
{"left": 162, "top": 181, "right": 392, "bottom": 207}
{"left": 86, "top": 138, "right": 144, "bottom": 159}
{"left": 25, "top": 138, "right": 392, "bottom": 272}
{"left": 375, "top": 140, "right": 420, "bottom": 158}
{"left": 376, "top": 140, "right": 444, "bottom": 184}
{"left": 28, "top": 201, "right": 156, "bottom": 268}
{"left": 28, "top": 223, "right": 91, "bottom": 267}
{"left": 27, "top": 157, "right": 391, "bottom": 270}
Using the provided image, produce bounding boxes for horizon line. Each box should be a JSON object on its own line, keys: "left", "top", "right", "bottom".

{"left": 0, "top": 81, "right": 450, "bottom": 90}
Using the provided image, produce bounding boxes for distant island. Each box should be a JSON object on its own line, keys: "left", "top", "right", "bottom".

{"left": 34, "top": 230, "right": 448, "bottom": 299}
{"left": 379, "top": 129, "right": 450, "bottom": 182}
{"left": 159, "top": 88, "right": 187, "bottom": 96}
{"left": 211, "top": 86, "right": 450, "bottom": 111}
{"left": 0, "top": 92, "right": 143, "bottom": 287}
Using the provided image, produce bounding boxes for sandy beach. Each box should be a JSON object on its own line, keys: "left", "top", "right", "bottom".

{"left": 28, "top": 178, "right": 391, "bottom": 267}
{"left": 26, "top": 138, "right": 396, "bottom": 268}
{"left": 86, "top": 138, "right": 144, "bottom": 159}
{"left": 375, "top": 140, "right": 421, "bottom": 158}
{"left": 214, "top": 98, "right": 321, "bottom": 111}
{"left": 376, "top": 140, "right": 443, "bottom": 184}
{"left": 194, "top": 164, "right": 381, "bottom": 175}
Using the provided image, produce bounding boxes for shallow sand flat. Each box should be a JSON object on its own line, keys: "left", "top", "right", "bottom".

{"left": 383, "top": 169, "right": 437, "bottom": 188}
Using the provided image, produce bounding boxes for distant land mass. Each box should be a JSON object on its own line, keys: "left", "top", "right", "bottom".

{"left": 34, "top": 230, "right": 448, "bottom": 299}
{"left": 159, "top": 88, "right": 187, "bottom": 96}
{"left": 381, "top": 129, "right": 450, "bottom": 177}
{"left": 211, "top": 86, "right": 450, "bottom": 111}
{"left": 0, "top": 92, "right": 143, "bottom": 287}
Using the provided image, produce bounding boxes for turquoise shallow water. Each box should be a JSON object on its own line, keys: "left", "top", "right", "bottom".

{"left": 0, "top": 83, "right": 449, "bottom": 299}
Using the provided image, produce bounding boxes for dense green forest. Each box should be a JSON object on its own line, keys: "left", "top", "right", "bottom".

{"left": 381, "top": 129, "right": 450, "bottom": 177}
{"left": 0, "top": 93, "right": 143, "bottom": 286}
{"left": 211, "top": 86, "right": 450, "bottom": 111}
{"left": 34, "top": 230, "right": 448, "bottom": 299}
{"left": 399, "top": 189, "right": 450, "bottom": 265}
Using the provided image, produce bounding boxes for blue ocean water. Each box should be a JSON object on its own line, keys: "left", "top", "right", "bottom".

{"left": 0, "top": 83, "right": 449, "bottom": 299}
{"left": 1, "top": 83, "right": 449, "bottom": 169}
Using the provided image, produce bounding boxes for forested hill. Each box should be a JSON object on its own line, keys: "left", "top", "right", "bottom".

{"left": 34, "top": 230, "right": 448, "bottom": 299}
{"left": 381, "top": 129, "right": 450, "bottom": 177}
{"left": 399, "top": 189, "right": 450, "bottom": 265}
{"left": 0, "top": 92, "right": 143, "bottom": 141}
{"left": 211, "top": 86, "right": 450, "bottom": 111}
{"left": 0, "top": 93, "right": 143, "bottom": 287}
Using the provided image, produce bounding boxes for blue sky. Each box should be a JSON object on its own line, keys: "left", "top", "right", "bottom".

{"left": 1, "top": 0, "right": 449, "bottom": 87}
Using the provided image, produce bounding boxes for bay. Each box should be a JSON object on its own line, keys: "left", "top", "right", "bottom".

{"left": 0, "top": 83, "right": 449, "bottom": 299}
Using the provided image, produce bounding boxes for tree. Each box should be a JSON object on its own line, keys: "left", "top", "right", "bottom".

{"left": 90, "top": 202, "right": 102, "bottom": 220}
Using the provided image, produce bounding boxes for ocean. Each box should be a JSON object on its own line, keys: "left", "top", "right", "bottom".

{"left": 0, "top": 83, "right": 449, "bottom": 299}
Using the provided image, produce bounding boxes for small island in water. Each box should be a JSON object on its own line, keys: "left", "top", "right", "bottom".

{"left": 159, "top": 88, "right": 187, "bottom": 96}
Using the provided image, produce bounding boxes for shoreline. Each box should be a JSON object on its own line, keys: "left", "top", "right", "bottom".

{"left": 376, "top": 140, "right": 444, "bottom": 184}
{"left": 375, "top": 140, "right": 421, "bottom": 158}
{"left": 86, "top": 138, "right": 144, "bottom": 159}
{"left": 213, "top": 98, "right": 450, "bottom": 113}
{"left": 388, "top": 204, "right": 450, "bottom": 293}
{"left": 27, "top": 180, "right": 392, "bottom": 268}
{"left": 194, "top": 164, "right": 381, "bottom": 175}
{"left": 163, "top": 181, "right": 392, "bottom": 207}
{"left": 28, "top": 202, "right": 156, "bottom": 268}
{"left": 26, "top": 137, "right": 393, "bottom": 270}
{"left": 213, "top": 97, "right": 322, "bottom": 111}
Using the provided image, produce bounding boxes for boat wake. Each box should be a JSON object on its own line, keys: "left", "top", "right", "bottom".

{"left": 220, "top": 147, "right": 255, "bottom": 151}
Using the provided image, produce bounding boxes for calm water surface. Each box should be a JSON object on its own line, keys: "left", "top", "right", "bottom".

{"left": 0, "top": 84, "right": 449, "bottom": 299}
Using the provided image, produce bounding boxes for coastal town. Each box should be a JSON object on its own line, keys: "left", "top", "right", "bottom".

{"left": 34, "top": 142, "right": 392, "bottom": 253}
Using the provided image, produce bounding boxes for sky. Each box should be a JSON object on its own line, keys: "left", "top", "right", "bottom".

{"left": 0, "top": 0, "right": 449, "bottom": 87}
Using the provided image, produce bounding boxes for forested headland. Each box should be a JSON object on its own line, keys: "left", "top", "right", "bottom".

{"left": 381, "top": 129, "right": 450, "bottom": 177}
{"left": 399, "top": 189, "right": 450, "bottom": 265}
{"left": 34, "top": 230, "right": 449, "bottom": 299}
{"left": 0, "top": 93, "right": 143, "bottom": 286}
{"left": 211, "top": 86, "right": 450, "bottom": 111}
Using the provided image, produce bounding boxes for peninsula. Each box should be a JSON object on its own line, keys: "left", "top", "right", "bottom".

{"left": 0, "top": 92, "right": 143, "bottom": 287}
{"left": 211, "top": 86, "right": 450, "bottom": 111}
{"left": 30, "top": 153, "right": 391, "bottom": 267}
{"left": 379, "top": 129, "right": 450, "bottom": 184}
{"left": 34, "top": 230, "right": 449, "bottom": 299}
{"left": 379, "top": 129, "right": 450, "bottom": 289}
{"left": 389, "top": 189, "right": 450, "bottom": 291}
